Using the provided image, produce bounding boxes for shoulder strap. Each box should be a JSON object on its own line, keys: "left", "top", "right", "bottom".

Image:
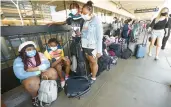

{"left": 46, "top": 45, "right": 51, "bottom": 53}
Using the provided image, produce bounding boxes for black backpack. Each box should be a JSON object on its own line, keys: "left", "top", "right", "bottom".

{"left": 70, "top": 38, "right": 86, "bottom": 76}
{"left": 121, "top": 48, "right": 132, "bottom": 59}
{"left": 96, "top": 51, "right": 112, "bottom": 77}
{"left": 65, "top": 38, "right": 91, "bottom": 99}
{"left": 109, "top": 43, "right": 122, "bottom": 57}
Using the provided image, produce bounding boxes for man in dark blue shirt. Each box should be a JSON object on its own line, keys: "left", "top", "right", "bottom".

{"left": 162, "top": 14, "right": 171, "bottom": 49}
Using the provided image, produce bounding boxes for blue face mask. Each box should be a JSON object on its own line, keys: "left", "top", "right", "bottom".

{"left": 26, "top": 50, "right": 36, "bottom": 57}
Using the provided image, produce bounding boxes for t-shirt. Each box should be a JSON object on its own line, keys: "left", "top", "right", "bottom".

{"left": 150, "top": 18, "right": 168, "bottom": 30}
{"left": 49, "top": 49, "right": 63, "bottom": 60}
{"left": 44, "top": 45, "right": 64, "bottom": 60}
{"left": 66, "top": 14, "right": 84, "bottom": 37}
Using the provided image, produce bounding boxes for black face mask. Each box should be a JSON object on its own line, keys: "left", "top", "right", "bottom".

{"left": 161, "top": 12, "right": 168, "bottom": 16}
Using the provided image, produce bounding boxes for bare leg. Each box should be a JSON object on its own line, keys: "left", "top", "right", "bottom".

{"left": 155, "top": 37, "right": 162, "bottom": 59}
{"left": 148, "top": 37, "right": 156, "bottom": 56}
{"left": 41, "top": 68, "right": 58, "bottom": 80}
{"left": 87, "top": 55, "right": 98, "bottom": 78}
{"left": 63, "top": 58, "right": 71, "bottom": 77}
{"left": 22, "top": 76, "right": 40, "bottom": 98}
{"left": 55, "top": 63, "right": 64, "bottom": 80}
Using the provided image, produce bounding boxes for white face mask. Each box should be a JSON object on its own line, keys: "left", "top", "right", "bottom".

{"left": 71, "top": 9, "right": 78, "bottom": 15}
{"left": 82, "top": 14, "right": 91, "bottom": 20}
{"left": 50, "top": 47, "right": 57, "bottom": 51}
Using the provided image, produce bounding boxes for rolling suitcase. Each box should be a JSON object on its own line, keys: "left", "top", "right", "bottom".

{"left": 135, "top": 31, "right": 148, "bottom": 59}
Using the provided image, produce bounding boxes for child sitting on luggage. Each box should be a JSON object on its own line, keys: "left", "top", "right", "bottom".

{"left": 44, "top": 38, "right": 71, "bottom": 88}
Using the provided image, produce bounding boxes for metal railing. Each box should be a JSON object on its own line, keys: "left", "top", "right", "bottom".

{"left": 1, "top": 25, "right": 72, "bottom": 69}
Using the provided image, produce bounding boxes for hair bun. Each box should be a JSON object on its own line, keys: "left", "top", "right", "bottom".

{"left": 87, "top": 1, "right": 93, "bottom": 6}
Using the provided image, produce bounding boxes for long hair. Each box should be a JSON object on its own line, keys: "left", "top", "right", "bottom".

{"left": 155, "top": 7, "right": 169, "bottom": 23}
{"left": 19, "top": 44, "right": 41, "bottom": 70}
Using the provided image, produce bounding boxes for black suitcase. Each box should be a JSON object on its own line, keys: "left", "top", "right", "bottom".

{"left": 64, "top": 76, "right": 91, "bottom": 99}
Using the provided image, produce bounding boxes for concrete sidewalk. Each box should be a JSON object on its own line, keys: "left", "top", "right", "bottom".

{"left": 17, "top": 37, "right": 171, "bottom": 107}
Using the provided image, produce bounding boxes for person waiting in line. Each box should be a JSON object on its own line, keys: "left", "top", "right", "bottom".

{"left": 162, "top": 13, "right": 171, "bottom": 50}
{"left": 117, "top": 20, "right": 122, "bottom": 37}
{"left": 122, "top": 19, "right": 132, "bottom": 48}
{"left": 44, "top": 38, "right": 70, "bottom": 88}
{"left": 148, "top": 7, "right": 169, "bottom": 60}
{"left": 48, "top": 2, "right": 84, "bottom": 40}
{"left": 130, "top": 20, "right": 138, "bottom": 42}
{"left": 111, "top": 17, "right": 118, "bottom": 36}
{"left": 13, "top": 41, "right": 57, "bottom": 107}
{"left": 81, "top": 1, "right": 103, "bottom": 84}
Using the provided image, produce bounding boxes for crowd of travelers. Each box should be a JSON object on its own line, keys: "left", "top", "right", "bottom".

{"left": 12, "top": 1, "right": 170, "bottom": 106}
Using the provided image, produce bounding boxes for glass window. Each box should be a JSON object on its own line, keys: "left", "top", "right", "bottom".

{"left": 1, "top": 1, "right": 67, "bottom": 26}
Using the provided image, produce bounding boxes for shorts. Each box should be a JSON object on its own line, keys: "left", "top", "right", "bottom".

{"left": 151, "top": 30, "right": 165, "bottom": 46}
{"left": 83, "top": 48, "right": 94, "bottom": 56}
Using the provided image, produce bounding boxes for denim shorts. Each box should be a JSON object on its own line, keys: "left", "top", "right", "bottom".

{"left": 151, "top": 30, "right": 165, "bottom": 39}
{"left": 83, "top": 48, "right": 94, "bottom": 56}
{"left": 151, "top": 30, "right": 165, "bottom": 46}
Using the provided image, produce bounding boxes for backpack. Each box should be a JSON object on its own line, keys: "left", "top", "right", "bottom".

{"left": 96, "top": 51, "right": 112, "bottom": 76}
{"left": 121, "top": 48, "right": 132, "bottom": 59}
{"left": 109, "top": 43, "right": 122, "bottom": 57}
{"left": 65, "top": 38, "right": 91, "bottom": 98}
{"left": 38, "top": 76, "right": 57, "bottom": 106}
{"left": 71, "top": 38, "right": 87, "bottom": 76}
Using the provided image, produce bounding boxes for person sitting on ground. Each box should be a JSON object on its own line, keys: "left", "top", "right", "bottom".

{"left": 44, "top": 38, "right": 71, "bottom": 88}
{"left": 13, "top": 41, "right": 57, "bottom": 107}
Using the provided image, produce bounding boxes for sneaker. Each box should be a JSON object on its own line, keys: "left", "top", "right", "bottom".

{"left": 161, "top": 47, "right": 165, "bottom": 50}
{"left": 148, "top": 52, "right": 152, "bottom": 57}
{"left": 90, "top": 78, "right": 96, "bottom": 85}
{"left": 90, "top": 79, "right": 95, "bottom": 85}
{"left": 155, "top": 56, "right": 159, "bottom": 60}
{"left": 61, "top": 80, "right": 65, "bottom": 88}
{"left": 65, "top": 75, "right": 69, "bottom": 80}
{"left": 32, "top": 97, "right": 39, "bottom": 107}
